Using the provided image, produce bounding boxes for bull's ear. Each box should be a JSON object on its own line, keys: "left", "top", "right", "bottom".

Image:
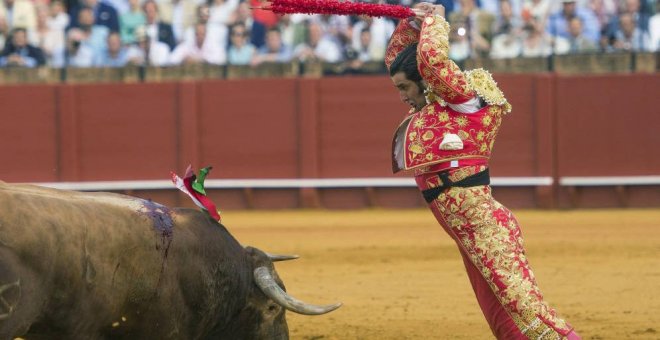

{"left": 265, "top": 252, "right": 299, "bottom": 262}
{"left": 254, "top": 267, "right": 342, "bottom": 316}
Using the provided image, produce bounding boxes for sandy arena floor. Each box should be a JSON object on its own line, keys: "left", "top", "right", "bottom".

{"left": 224, "top": 208, "right": 660, "bottom": 340}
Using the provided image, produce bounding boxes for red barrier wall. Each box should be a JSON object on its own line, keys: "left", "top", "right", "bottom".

{"left": 554, "top": 74, "right": 660, "bottom": 207}
{"left": 1, "top": 86, "right": 58, "bottom": 182}
{"left": 556, "top": 74, "right": 660, "bottom": 176}
{"left": 1, "top": 74, "right": 658, "bottom": 208}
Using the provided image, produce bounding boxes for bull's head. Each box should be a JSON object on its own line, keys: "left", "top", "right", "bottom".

{"left": 229, "top": 247, "right": 341, "bottom": 340}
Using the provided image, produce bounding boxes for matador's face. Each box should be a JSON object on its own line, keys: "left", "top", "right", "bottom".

{"left": 391, "top": 72, "right": 426, "bottom": 113}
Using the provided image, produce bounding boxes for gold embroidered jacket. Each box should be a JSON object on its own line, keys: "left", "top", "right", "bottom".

{"left": 388, "top": 15, "right": 512, "bottom": 174}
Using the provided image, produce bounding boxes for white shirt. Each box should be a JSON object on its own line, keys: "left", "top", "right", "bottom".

{"left": 490, "top": 34, "right": 522, "bottom": 59}
{"left": 208, "top": 0, "right": 239, "bottom": 26}
{"left": 169, "top": 38, "right": 225, "bottom": 65}
{"left": 183, "top": 24, "right": 227, "bottom": 54}
{"left": 146, "top": 23, "right": 158, "bottom": 43}
{"left": 293, "top": 38, "right": 342, "bottom": 63}
{"left": 351, "top": 18, "right": 395, "bottom": 61}
{"left": 126, "top": 40, "right": 171, "bottom": 66}
{"left": 649, "top": 14, "right": 660, "bottom": 52}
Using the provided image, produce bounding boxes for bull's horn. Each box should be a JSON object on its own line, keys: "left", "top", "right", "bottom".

{"left": 254, "top": 267, "right": 342, "bottom": 315}
{"left": 265, "top": 252, "right": 300, "bottom": 262}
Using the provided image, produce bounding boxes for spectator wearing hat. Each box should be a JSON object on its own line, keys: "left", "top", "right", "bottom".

{"left": 0, "top": 27, "right": 45, "bottom": 67}
{"left": 546, "top": 0, "right": 600, "bottom": 44}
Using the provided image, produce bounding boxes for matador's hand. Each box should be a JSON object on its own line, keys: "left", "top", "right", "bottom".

{"left": 412, "top": 3, "right": 445, "bottom": 26}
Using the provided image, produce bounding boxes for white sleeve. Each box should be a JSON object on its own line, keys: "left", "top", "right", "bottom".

{"left": 447, "top": 96, "right": 482, "bottom": 114}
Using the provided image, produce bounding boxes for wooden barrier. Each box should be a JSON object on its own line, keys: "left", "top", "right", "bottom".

{"left": 0, "top": 53, "right": 657, "bottom": 86}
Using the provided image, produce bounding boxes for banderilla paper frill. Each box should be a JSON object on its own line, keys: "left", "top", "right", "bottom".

{"left": 171, "top": 165, "right": 221, "bottom": 222}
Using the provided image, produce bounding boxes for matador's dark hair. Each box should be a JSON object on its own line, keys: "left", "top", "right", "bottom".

{"left": 389, "top": 43, "right": 422, "bottom": 83}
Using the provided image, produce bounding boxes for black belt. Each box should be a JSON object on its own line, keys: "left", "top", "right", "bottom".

{"left": 421, "top": 168, "right": 490, "bottom": 203}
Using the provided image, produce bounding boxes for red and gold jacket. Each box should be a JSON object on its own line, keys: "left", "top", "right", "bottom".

{"left": 387, "top": 15, "right": 512, "bottom": 175}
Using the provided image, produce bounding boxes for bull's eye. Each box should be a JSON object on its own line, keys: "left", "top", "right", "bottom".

{"left": 268, "top": 304, "right": 278, "bottom": 312}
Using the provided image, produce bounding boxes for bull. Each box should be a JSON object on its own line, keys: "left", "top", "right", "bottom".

{"left": 0, "top": 181, "right": 341, "bottom": 339}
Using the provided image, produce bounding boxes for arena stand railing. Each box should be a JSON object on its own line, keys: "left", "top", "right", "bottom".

{"left": 0, "top": 52, "right": 657, "bottom": 85}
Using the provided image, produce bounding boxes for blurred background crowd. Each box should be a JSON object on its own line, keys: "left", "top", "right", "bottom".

{"left": 0, "top": 0, "right": 657, "bottom": 68}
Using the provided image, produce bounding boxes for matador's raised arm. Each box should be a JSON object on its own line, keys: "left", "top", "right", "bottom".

{"left": 416, "top": 15, "right": 475, "bottom": 104}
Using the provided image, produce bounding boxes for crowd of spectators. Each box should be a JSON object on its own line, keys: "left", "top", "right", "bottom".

{"left": 0, "top": 0, "right": 657, "bottom": 69}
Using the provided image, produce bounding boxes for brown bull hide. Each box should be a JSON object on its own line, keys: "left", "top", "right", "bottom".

{"left": 0, "top": 182, "right": 337, "bottom": 339}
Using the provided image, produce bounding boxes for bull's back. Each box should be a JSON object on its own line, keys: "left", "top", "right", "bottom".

{"left": 0, "top": 183, "right": 224, "bottom": 337}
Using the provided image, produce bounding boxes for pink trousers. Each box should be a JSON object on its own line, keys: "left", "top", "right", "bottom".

{"left": 417, "top": 173, "right": 580, "bottom": 339}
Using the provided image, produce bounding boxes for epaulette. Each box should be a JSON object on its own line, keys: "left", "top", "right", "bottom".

{"left": 465, "top": 69, "right": 511, "bottom": 113}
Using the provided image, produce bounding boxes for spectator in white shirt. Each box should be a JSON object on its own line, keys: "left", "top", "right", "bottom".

{"left": 208, "top": 0, "right": 239, "bottom": 26}
{"left": 125, "top": 25, "right": 171, "bottom": 66}
{"left": 183, "top": 3, "right": 227, "bottom": 54}
{"left": 650, "top": 12, "right": 660, "bottom": 51}
{"left": 351, "top": 16, "right": 394, "bottom": 62}
{"left": 48, "top": 0, "right": 69, "bottom": 31}
{"left": 294, "top": 21, "right": 342, "bottom": 63}
{"left": 34, "top": 4, "right": 65, "bottom": 66}
{"left": 170, "top": 22, "right": 225, "bottom": 65}
{"left": 521, "top": 16, "right": 567, "bottom": 57}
